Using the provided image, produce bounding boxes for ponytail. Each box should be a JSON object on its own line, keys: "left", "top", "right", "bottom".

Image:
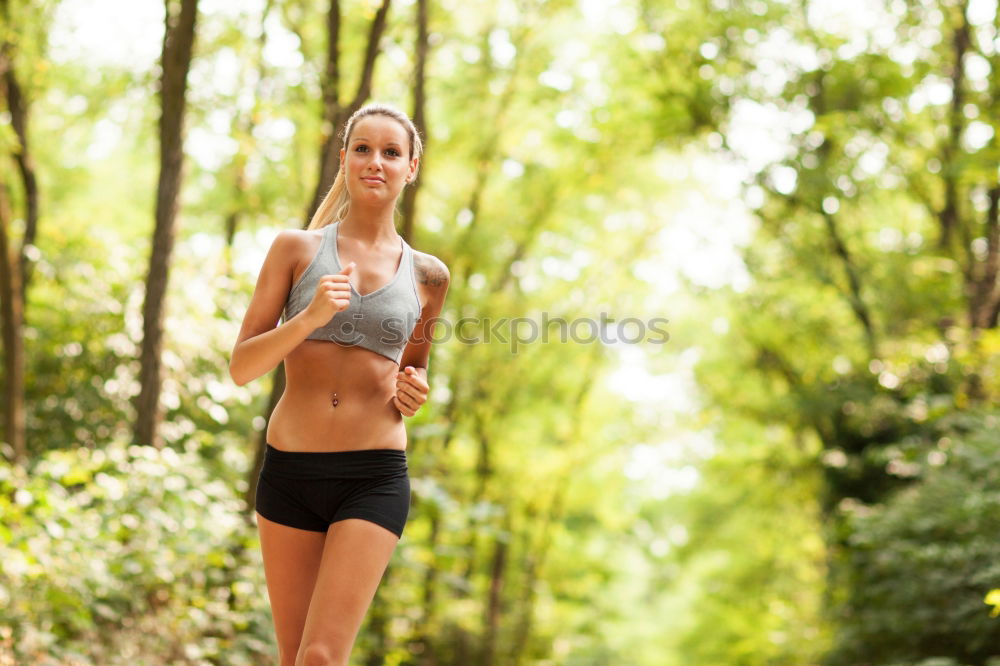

{"left": 307, "top": 168, "right": 351, "bottom": 230}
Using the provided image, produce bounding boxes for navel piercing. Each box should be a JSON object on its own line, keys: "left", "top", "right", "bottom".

{"left": 331, "top": 392, "right": 339, "bottom": 407}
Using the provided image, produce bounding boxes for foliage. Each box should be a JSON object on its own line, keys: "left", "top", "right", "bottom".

{"left": 825, "top": 410, "right": 1000, "bottom": 666}
{"left": 0, "top": 440, "right": 273, "bottom": 665}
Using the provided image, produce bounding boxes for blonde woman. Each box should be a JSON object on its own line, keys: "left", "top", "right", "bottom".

{"left": 230, "top": 103, "right": 450, "bottom": 665}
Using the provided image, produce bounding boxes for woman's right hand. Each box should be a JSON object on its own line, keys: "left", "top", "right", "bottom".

{"left": 303, "top": 261, "right": 355, "bottom": 327}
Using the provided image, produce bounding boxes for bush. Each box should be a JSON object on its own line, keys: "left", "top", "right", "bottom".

{"left": 0, "top": 440, "right": 275, "bottom": 665}
{"left": 825, "top": 411, "right": 1000, "bottom": 666}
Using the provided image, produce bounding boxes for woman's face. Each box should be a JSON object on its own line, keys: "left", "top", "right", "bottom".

{"left": 340, "top": 115, "right": 418, "bottom": 210}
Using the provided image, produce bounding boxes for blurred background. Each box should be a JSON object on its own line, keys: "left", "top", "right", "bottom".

{"left": 2, "top": 0, "right": 1000, "bottom": 664}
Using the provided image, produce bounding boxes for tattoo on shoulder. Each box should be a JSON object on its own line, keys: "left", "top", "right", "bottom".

{"left": 415, "top": 254, "right": 449, "bottom": 288}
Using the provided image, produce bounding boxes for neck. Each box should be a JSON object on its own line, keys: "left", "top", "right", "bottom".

{"left": 339, "top": 206, "right": 398, "bottom": 244}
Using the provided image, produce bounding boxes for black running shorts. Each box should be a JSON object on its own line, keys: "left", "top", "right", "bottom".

{"left": 255, "top": 443, "right": 411, "bottom": 538}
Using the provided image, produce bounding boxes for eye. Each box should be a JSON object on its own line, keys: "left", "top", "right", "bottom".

{"left": 385, "top": 148, "right": 401, "bottom": 157}
{"left": 354, "top": 144, "right": 369, "bottom": 152}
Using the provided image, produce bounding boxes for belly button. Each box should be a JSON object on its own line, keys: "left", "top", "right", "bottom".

{"left": 331, "top": 392, "right": 339, "bottom": 408}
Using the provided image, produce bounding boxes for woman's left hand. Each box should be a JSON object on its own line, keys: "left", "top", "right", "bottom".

{"left": 394, "top": 366, "right": 429, "bottom": 417}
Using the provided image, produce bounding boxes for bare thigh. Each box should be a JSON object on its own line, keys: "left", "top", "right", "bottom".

{"left": 257, "top": 512, "right": 327, "bottom": 663}
{"left": 296, "top": 518, "right": 400, "bottom": 665}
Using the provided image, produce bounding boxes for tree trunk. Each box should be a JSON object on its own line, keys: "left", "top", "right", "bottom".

{"left": 223, "top": 150, "right": 249, "bottom": 262}
{"left": 414, "top": 504, "right": 442, "bottom": 665}
{"left": 461, "top": 418, "right": 492, "bottom": 581}
{"left": 135, "top": 0, "right": 199, "bottom": 448}
{"left": 820, "top": 211, "right": 878, "bottom": 358}
{"left": 938, "top": 1, "right": 969, "bottom": 251}
{"left": 970, "top": 185, "right": 1000, "bottom": 329}
{"left": 0, "top": 26, "right": 39, "bottom": 302}
{"left": 400, "top": 0, "right": 428, "bottom": 243}
{"left": 0, "top": 184, "right": 25, "bottom": 464}
{"left": 482, "top": 518, "right": 510, "bottom": 666}
{"left": 982, "top": 186, "right": 1000, "bottom": 328}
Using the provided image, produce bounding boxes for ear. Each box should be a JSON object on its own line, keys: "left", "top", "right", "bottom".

{"left": 407, "top": 156, "right": 420, "bottom": 183}
{"left": 339, "top": 147, "right": 346, "bottom": 170}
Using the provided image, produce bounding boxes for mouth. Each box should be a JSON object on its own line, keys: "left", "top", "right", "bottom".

{"left": 362, "top": 176, "right": 385, "bottom": 184}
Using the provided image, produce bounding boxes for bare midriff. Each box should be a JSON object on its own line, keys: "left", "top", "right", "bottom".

{"left": 266, "top": 339, "right": 407, "bottom": 453}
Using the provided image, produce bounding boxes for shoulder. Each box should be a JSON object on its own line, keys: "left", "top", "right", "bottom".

{"left": 412, "top": 250, "right": 450, "bottom": 290}
{"left": 254, "top": 228, "right": 326, "bottom": 291}
{"left": 272, "top": 227, "right": 324, "bottom": 252}
{"left": 265, "top": 227, "right": 324, "bottom": 265}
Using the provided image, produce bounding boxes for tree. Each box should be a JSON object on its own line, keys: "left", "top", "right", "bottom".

{"left": 0, "top": 0, "right": 41, "bottom": 300}
{"left": 134, "top": 0, "right": 199, "bottom": 448}
{"left": 0, "top": 184, "right": 23, "bottom": 463}
{"left": 0, "top": 0, "right": 50, "bottom": 464}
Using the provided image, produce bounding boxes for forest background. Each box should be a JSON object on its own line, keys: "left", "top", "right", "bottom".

{"left": 2, "top": 0, "right": 1000, "bottom": 664}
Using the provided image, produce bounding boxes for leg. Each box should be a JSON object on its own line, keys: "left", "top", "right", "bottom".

{"left": 295, "top": 518, "right": 400, "bottom": 666}
{"left": 257, "top": 513, "right": 327, "bottom": 666}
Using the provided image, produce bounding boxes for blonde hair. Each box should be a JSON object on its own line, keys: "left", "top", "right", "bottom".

{"left": 307, "top": 103, "right": 423, "bottom": 231}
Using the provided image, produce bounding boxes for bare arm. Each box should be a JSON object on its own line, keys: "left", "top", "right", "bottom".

{"left": 229, "top": 230, "right": 352, "bottom": 386}
{"left": 395, "top": 253, "right": 451, "bottom": 416}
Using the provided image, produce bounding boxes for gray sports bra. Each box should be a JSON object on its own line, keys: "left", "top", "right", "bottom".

{"left": 283, "top": 221, "right": 422, "bottom": 363}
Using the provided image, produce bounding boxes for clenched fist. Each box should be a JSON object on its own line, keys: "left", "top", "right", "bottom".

{"left": 303, "top": 261, "right": 355, "bottom": 327}
{"left": 394, "top": 365, "right": 429, "bottom": 417}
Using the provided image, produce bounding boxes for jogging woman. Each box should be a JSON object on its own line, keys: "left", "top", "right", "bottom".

{"left": 230, "top": 103, "right": 450, "bottom": 665}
